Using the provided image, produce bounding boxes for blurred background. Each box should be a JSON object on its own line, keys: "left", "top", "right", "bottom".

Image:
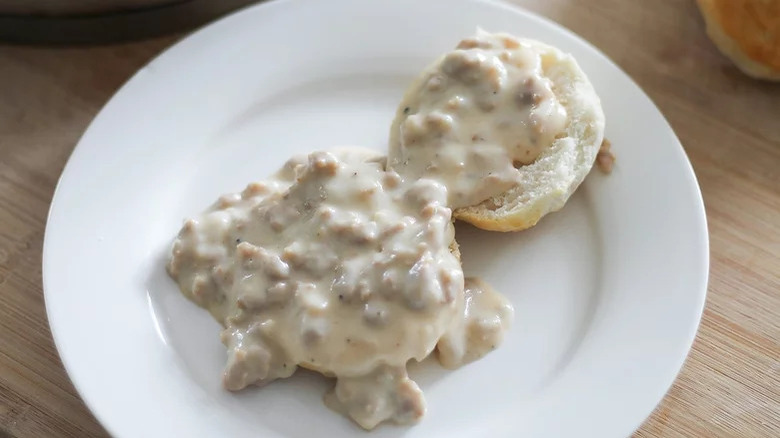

{"left": 0, "top": 0, "right": 258, "bottom": 43}
{"left": 0, "top": 0, "right": 777, "bottom": 437}
{"left": 0, "top": 0, "right": 181, "bottom": 14}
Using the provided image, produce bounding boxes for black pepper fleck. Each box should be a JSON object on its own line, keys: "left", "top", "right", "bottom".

{"left": 403, "top": 106, "right": 410, "bottom": 114}
{"left": 338, "top": 294, "right": 344, "bottom": 300}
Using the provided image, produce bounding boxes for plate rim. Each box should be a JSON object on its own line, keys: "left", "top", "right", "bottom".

{"left": 42, "top": 0, "right": 710, "bottom": 436}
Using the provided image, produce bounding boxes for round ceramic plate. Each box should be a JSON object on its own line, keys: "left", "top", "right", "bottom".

{"left": 43, "top": 0, "right": 709, "bottom": 436}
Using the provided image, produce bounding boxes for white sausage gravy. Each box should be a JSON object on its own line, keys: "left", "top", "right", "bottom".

{"left": 165, "top": 29, "right": 576, "bottom": 429}
{"left": 169, "top": 149, "right": 474, "bottom": 428}
{"left": 389, "top": 30, "right": 568, "bottom": 208}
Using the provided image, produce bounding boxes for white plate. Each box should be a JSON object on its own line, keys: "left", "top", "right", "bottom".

{"left": 43, "top": 0, "right": 709, "bottom": 436}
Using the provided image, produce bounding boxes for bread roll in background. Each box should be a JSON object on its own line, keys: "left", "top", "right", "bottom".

{"left": 696, "top": 0, "right": 780, "bottom": 81}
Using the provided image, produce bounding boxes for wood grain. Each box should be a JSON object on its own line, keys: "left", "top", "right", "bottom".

{"left": 0, "top": 0, "right": 777, "bottom": 436}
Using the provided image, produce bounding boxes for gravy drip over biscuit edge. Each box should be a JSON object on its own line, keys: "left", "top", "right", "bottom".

{"left": 389, "top": 30, "right": 568, "bottom": 208}
{"left": 167, "top": 148, "right": 514, "bottom": 428}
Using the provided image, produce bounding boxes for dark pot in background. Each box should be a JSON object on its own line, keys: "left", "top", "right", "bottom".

{"left": 0, "top": 0, "right": 261, "bottom": 44}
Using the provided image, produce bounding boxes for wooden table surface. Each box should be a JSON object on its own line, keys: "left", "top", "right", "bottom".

{"left": 0, "top": 0, "right": 778, "bottom": 436}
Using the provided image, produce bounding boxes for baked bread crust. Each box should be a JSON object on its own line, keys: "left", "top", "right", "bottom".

{"left": 452, "top": 38, "right": 605, "bottom": 232}
{"left": 697, "top": 0, "right": 780, "bottom": 81}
